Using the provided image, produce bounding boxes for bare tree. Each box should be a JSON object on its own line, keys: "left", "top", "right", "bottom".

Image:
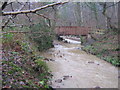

{"left": 1, "top": 1, "right": 67, "bottom": 29}
{"left": 99, "top": 2, "right": 118, "bottom": 29}
{"left": 74, "top": 2, "right": 84, "bottom": 26}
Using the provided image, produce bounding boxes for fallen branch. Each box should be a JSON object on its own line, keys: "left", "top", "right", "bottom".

{"left": 2, "top": 2, "right": 67, "bottom": 16}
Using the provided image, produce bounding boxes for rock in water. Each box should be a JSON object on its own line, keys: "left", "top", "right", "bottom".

{"left": 63, "top": 75, "right": 72, "bottom": 80}
{"left": 55, "top": 79, "right": 62, "bottom": 83}
{"left": 95, "top": 86, "right": 101, "bottom": 88}
{"left": 88, "top": 61, "right": 94, "bottom": 63}
{"left": 49, "top": 59, "right": 55, "bottom": 61}
{"left": 44, "top": 58, "right": 49, "bottom": 61}
{"left": 57, "top": 36, "right": 63, "bottom": 41}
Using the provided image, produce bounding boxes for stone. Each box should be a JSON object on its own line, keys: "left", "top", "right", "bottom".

{"left": 97, "top": 64, "right": 100, "bottom": 65}
{"left": 49, "top": 59, "right": 55, "bottom": 61}
{"left": 95, "top": 86, "right": 101, "bottom": 88}
{"left": 63, "top": 75, "right": 72, "bottom": 80}
{"left": 88, "top": 61, "right": 94, "bottom": 63}
{"left": 60, "top": 55, "right": 62, "bottom": 58}
{"left": 44, "top": 58, "right": 49, "bottom": 61}
{"left": 55, "top": 79, "right": 62, "bottom": 83}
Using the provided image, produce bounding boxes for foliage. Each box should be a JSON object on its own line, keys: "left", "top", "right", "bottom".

{"left": 3, "top": 33, "right": 14, "bottom": 43}
{"left": 35, "top": 59, "right": 48, "bottom": 71}
{"left": 79, "top": 35, "right": 87, "bottom": 44}
{"left": 83, "top": 45, "right": 98, "bottom": 55}
{"left": 29, "top": 23, "right": 54, "bottom": 51}
{"left": 2, "top": 31, "right": 52, "bottom": 88}
{"left": 102, "top": 56, "right": 119, "bottom": 66}
{"left": 82, "top": 31, "right": 119, "bottom": 66}
{"left": 83, "top": 44, "right": 119, "bottom": 66}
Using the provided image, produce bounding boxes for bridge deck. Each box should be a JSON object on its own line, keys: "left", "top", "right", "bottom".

{"left": 55, "top": 26, "right": 91, "bottom": 35}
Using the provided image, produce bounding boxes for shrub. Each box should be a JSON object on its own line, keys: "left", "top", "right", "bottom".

{"left": 29, "top": 23, "right": 54, "bottom": 51}
{"left": 103, "top": 56, "right": 120, "bottom": 66}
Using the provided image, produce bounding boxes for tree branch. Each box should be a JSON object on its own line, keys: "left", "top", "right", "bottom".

{"left": 2, "top": 15, "right": 16, "bottom": 29}
{"left": 10, "top": 3, "right": 14, "bottom": 11}
{"left": 2, "top": 2, "right": 67, "bottom": 16}
{"left": 2, "top": 13, "right": 56, "bottom": 28}
{"left": 25, "top": 14, "right": 32, "bottom": 22}
{"left": 2, "top": 2, "right": 8, "bottom": 10}
{"left": 35, "top": 13, "right": 55, "bottom": 21}
{"left": 17, "top": 3, "right": 26, "bottom": 11}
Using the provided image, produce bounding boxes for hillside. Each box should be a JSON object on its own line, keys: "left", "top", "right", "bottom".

{"left": 2, "top": 32, "right": 53, "bottom": 88}
{"left": 82, "top": 30, "right": 120, "bottom": 66}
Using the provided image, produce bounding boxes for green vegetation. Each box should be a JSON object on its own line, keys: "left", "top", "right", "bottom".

{"left": 80, "top": 35, "right": 87, "bottom": 44}
{"left": 2, "top": 27, "right": 53, "bottom": 88}
{"left": 82, "top": 30, "right": 120, "bottom": 66}
{"left": 29, "top": 23, "right": 54, "bottom": 51}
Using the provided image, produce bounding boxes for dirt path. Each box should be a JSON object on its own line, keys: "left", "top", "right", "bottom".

{"left": 40, "top": 40, "right": 118, "bottom": 88}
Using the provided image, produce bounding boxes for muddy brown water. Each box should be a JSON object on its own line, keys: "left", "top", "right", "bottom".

{"left": 39, "top": 40, "right": 118, "bottom": 88}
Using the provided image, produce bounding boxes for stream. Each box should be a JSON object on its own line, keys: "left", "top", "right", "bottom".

{"left": 39, "top": 38, "right": 118, "bottom": 88}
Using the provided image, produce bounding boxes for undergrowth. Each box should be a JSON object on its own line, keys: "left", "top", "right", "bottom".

{"left": 2, "top": 31, "right": 52, "bottom": 88}
{"left": 82, "top": 30, "right": 120, "bottom": 66}
{"left": 29, "top": 23, "right": 54, "bottom": 51}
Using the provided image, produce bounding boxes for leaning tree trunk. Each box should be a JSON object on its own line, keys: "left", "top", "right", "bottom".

{"left": 74, "top": 2, "right": 82, "bottom": 26}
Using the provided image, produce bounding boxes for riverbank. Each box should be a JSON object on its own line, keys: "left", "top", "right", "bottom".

{"left": 2, "top": 33, "right": 52, "bottom": 88}
{"left": 82, "top": 31, "right": 119, "bottom": 66}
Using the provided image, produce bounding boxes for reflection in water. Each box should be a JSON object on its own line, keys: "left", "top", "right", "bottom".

{"left": 40, "top": 40, "right": 118, "bottom": 88}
